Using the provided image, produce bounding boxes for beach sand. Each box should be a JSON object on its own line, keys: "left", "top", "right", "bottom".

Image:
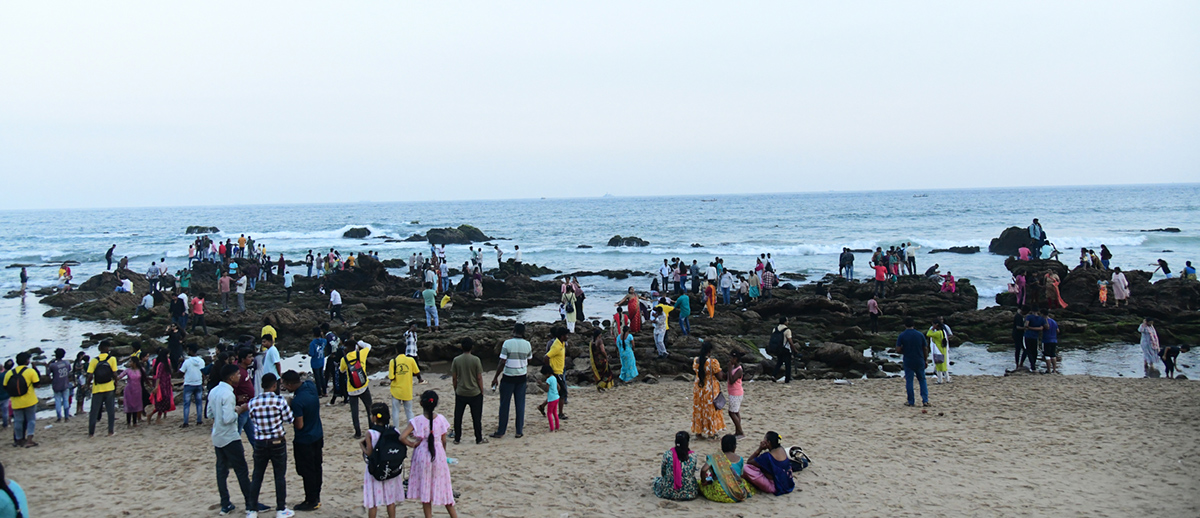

{"left": 6, "top": 374, "right": 1198, "bottom": 517}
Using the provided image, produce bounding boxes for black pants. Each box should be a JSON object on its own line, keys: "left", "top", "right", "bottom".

{"left": 88, "top": 391, "right": 116, "bottom": 436}
{"left": 215, "top": 441, "right": 253, "bottom": 510}
{"left": 349, "top": 389, "right": 373, "bottom": 436}
{"left": 1013, "top": 333, "right": 1025, "bottom": 366}
{"left": 454, "top": 393, "right": 484, "bottom": 443}
{"left": 286, "top": 287, "right": 292, "bottom": 303}
{"left": 774, "top": 351, "right": 793, "bottom": 382}
{"left": 250, "top": 440, "right": 288, "bottom": 511}
{"left": 874, "top": 280, "right": 886, "bottom": 297}
{"left": 869, "top": 313, "right": 879, "bottom": 334}
{"left": 330, "top": 304, "right": 344, "bottom": 322}
{"left": 1023, "top": 336, "right": 1039, "bottom": 371}
{"left": 293, "top": 438, "right": 323, "bottom": 505}
{"left": 907, "top": 256, "right": 916, "bottom": 274}
{"left": 190, "top": 314, "right": 208, "bottom": 335}
{"left": 553, "top": 374, "right": 569, "bottom": 411}
{"left": 576, "top": 297, "right": 585, "bottom": 321}
{"left": 125, "top": 412, "right": 141, "bottom": 425}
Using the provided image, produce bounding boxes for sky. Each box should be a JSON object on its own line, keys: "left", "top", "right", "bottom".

{"left": 2, "top": 1, "right": 1198, "bottom": 210}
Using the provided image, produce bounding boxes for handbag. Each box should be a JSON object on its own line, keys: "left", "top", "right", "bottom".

{"left": 713, "top": 392, "right": 726, "bottom": 410}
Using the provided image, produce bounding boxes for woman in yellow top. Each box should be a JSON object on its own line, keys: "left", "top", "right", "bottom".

{"left": 926, "top": 319, "right": 951, "bottom": 384}
{"left": 691, "top": 340, "right": 725, "bottom": 439}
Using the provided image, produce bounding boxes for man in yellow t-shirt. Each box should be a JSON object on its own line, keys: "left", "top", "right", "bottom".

{"left": 86, "top": 341, "right": 120, "bottom": 437}
{"left": 5, "top": 352, "right": 41, "bottom": 447}
{"left": 261, "top": 317, "right": 277, "bottom": 342}
{"left": 544, "top": 327, "right": 568, "bottom": 420}
{"left": 387, "top": 353, "right": 423, "bottom": 426}
{"left": 339, "top": 336, "right": 373, "bottom": 438}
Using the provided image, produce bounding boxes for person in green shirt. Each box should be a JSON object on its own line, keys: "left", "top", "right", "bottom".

{"left": 450, "top": 338, "right": 485, "bottom": 444}
{"left": 676, "top": 293, "right": 691, "bottom": 336}
{"left": 422, "top": 282, "right": 440, "bottom": 332}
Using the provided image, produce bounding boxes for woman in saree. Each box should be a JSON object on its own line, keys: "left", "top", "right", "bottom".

{"left": 748, "top": 271, "right": 761, "bottom": 302}
{"left": 472, "top": 269, "right": 483, "bottom": 299}
{"left": 653, "top": 431, "right": 699, "bottom": 501}
{"left": 616, "top": 288, "right": 642, "bottom": 333}
{"left": 1044, "top": 271, "right": 1068, "bottom": 309}
{"left": 700, "top": 434, "right": 754, "bottom": 503}
{"left": 743, "top": 431, "right": 795, "bottom": 496}
{"left": 616, "top": 326, "right": 638, "bottom": 382}
{"left": 1014, "top": 273, "right": 1027, "bottom": 306}
{"left": 150, "top": 348, "right": 175, "bottom": 424}
{"left": 589, "top": 329, "right": 614, "bottom": 390}
{"left": 691, "top": 340, "right": 725, "bottom": 439}
{"left": 1139, "top": 318, "right": 1160, "bottom": 376}
{"left": 939, "top": 272, "right": 956, "bottom": 293}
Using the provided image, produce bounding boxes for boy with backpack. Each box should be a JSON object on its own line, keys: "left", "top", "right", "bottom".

{"left": 340, "top": 335, "right": 374, "bottom": 439}
{"left": 87, "top": 341, "right": 120, "bottom": 438}
{"left": 4, "top": 353, "right": 40, "bottom": 447}
{"left": 769, "top": 317, "right": 795, "bottom": 383}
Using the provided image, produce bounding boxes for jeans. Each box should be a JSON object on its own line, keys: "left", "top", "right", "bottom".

{"left": 874, "top": 280, "right": 886, "bottom": 297}
{"left": 215, "top": 441, "right": 253, "bottom": 510}
{"left": 678, "top": 316, "right": 690, "bottom": 336}
{"left": 250, "top": 440, "right": 288, "bottom": 511}
{"left": 349, "top": 389, "right": 374, "bottom": 436}
{"left": 173, "top": 315, "right": 188, "bottom": 330}
{"left": 1014, "top": 333, "right": 1026, "bottom": 366}
{"left": 774, "top": 351, "right": 793, "bottom": 382}
{"left": 88, "top": 391, "right": 116, "bottom": 436}
{"left": 330, "top": 304, "right": 344, "bottom": 322}
{"left": 221, "top": 291, "right": 229, "bottom": 309}
{"left": 495, "top": 375, "right": 527, "bottom": 436}
{"left": 12, "top": 406, "right": 36, "bottom": 441}
{"left": 311, "top": 365, "right": 325, "bottom": 396}
{"left": 721, "top": 287, "right": 731, "bottom": 305}
{"left": 442, "top": 276, "right": 452, "bottom": 292}
{"left": 0, "top": 400, "right": 9, "bottom": 427}
{"left": 182, "top": 385, "right": 203, "bottom": 424}
{"left": 904, "top": 364, "right": 929, "bottom": 405}
{"left": 391, "top": 397, "right": 414, "bottom": 429}
{"left": 453, "top": 393, "right": 484, "bottom": 443}
{"left": 307, "top": 264, "right": 313, "bottom": 277}
{"left": 424, "top": 306, "right": 439, "bottom": 327}
{"left": 249, "top": 277, "right": 257, "bottom": 290}
{"left": 293, "top": 439, "right": 323, "bottom": 505}
{"left": 238, "top": 411, "right": 257, "bottom": 449}
{"left": 190, "top": 314, "right": 208, "bottom": 335}
{"left": 237, "top": 293, "right": 245, "bottom": 312}
{"left": 54, "top": 389, "right": 71, "bottom": 419}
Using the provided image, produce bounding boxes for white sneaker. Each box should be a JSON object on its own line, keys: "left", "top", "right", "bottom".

{"left": 276, "top": 510, "right": 294, "bottom": 518}
{"left": 246, "top": 512, "right": 257, "bottom": 518}
{"left": 776, "top": 377, "right": 786, "bottom": 383}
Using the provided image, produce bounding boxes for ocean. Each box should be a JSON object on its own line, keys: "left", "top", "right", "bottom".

{"left": 2, "top": 184, "right": 1198, "bottom": 376}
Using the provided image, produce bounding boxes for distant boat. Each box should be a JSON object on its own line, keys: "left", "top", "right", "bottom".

{"left": 701, "top": 199, "right": 717, "bottom": 202}
{"left": 602, "top": 193, "right": 614, "bottom": 198}
{"left": 913, "top": 194, "right": 929, "bottom": 198}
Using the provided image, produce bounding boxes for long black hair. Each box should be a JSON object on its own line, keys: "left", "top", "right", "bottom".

{"left": 765, "top": 431, "right": 782, "bottom": 450}
{"left": 370, "top": 402, "right": 390, "bottom": 428}
{"left": 419, "top": 390, "right": 439, "bottom": 456}
{"left": 696, "top": 339, "right": 713, "bottom": 387}
{"left": 0, "top": 460, "right": 23, "bottom": 518}
{"left": 674, "top": 431, "right": 690, "bottom": 462}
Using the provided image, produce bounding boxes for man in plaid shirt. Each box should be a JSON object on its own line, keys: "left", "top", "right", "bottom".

{"left": 247, "top": 373, "right": 295, "bottom": 518}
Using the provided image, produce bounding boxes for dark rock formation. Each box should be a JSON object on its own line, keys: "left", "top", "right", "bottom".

{"left": 380, "top": 259, "right": 407, "bottom": 268}
{"left": 607, "top": 235, "right": 650, "bottom": 247}
{"left": 577, "top": 245, "right": 592, "bottom": 249}
{"left": 425, "top": 225, "right": 495, "bottom": 245}
{"left": 185, "top": 226, "right": 220, "bottom": 235}
{"left": 1141, "top": 228, "right": 1181, "bottom": 233}
{"left": 930, "top": 246, "right": 980, "bottom": 254}
{"left": 563, "top": 269, "right": 650, "bottom": 280}
{"left": 343, "top": 227, "right": 371, "bottom": 239}
{"left": 989, "top": 226, "right": 1034, "bottom": 256}
{"left": 691, "top": 243, "right": 704, "bottom": 248}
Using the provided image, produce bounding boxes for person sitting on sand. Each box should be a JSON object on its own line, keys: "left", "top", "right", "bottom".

{"left": 742, "top": 431, "right": 795, "bottom": 496}
{"left": 700, "top": 434, "right": 754, "bottom": 503}
{"left": 653, "top": 431, "right": 699, "bottom": 501}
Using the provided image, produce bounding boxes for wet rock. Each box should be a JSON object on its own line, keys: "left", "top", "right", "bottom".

{"left": 881, "top": 363, "right": 902, "bottom": 373}
{"left": 343, "top": 227, "right": 371, "bottom": 239}
{"left": 1141, "top": 228, "right": 1181, "bottom": 233}
{"left": 607, "top": 235, "right": 650, "bottom": 247}
{"left": 425, "top": 225, "right": 495, "bottom": 245}
{"left": 929, "top": 246, "right": 980, "bottom": 254}
{"left": 691, "top": 243, "right": 704, "bottom": 248}
{"left": 989, "top": 226, "right": 1035, "bottom": 256}
{"left": 563, "top": 269, "right": 649, "bottom": 280}
{"left": 185, "top": 226, "right": 220, "bottom": 235}
{"left": 403, "top": 234, "right": 426, "bottom": 242}
{"left": 380, "top": 259, "right": 407, "bottom": 268}
{"left": 577, "top": 245, "right": 592, "bottom": 249}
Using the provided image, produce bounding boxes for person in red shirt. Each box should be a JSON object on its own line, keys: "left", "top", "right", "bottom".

{"left": 873, "top": 264, "right": 888, "bottom": 298}
{"left": 234, "top": 348, "right": 258, "bottom": 448}
{"left": 190, "top": 292, "right": 208, "bottom": 335}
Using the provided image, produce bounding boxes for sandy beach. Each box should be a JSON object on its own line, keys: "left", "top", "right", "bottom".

{"left": 6, "top": 373, "right": 1198, "bottom": 518}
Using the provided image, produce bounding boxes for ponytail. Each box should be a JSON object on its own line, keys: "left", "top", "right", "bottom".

{"left": 370, "top": 402, "right": 390, "bottom": 428}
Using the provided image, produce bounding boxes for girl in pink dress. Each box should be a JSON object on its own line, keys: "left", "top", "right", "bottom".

{"left": 360, "top": 403, "right": 405, "bottom": 518}
{"left": 402, "top": 391, "right": 457, "bottom": 518}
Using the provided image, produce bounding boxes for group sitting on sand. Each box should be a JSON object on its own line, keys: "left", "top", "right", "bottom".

{"left": 652, "top": 431, "right": 806, "bottom": 503}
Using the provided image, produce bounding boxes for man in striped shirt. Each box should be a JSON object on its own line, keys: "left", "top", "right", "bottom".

{"left": 489, "top": 323, "right": 532, "bottom": 439}
{"left": 247, "top": 373, "right": 294, "bottom": 518}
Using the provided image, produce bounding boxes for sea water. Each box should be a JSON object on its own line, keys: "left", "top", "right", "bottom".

{"left": 2, "top": 184, "right": 1198, "bottom": 376}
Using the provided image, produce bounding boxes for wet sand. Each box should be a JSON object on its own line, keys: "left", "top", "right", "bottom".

{"left": 6, "top": 374, "right": 1199, "bottom": 517}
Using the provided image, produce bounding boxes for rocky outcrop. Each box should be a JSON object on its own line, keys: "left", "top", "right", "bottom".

{"left": 607, "top": 235, "right": 650, "bottom": 247}
{"left": 562, "top": 269, "right": 650, "bottom": 280}
{"left": 989, "top": 226, "right": 1033, "bottom": 256}
{"left": 380, "top": 259, "right": 407, "bottom": 268}
{"left": 185, "top": 226, "right": 220, "bottom": 235}
{"left": 425, "top": 225, "right": 495, "bottom": 245}
{"left": 930, "top": 246, "right": 980, "bottom": 254}
{"left": 343, "top": 227, "right": 371, "bottom": 239}
{"left": 489, "top": 259, "right": 558, "bottom": 280}
{"left": 1141, "top": 228, "right": 1181, "bottom": 233}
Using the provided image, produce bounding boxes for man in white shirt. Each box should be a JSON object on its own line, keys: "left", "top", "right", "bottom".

{"left": 514, "top": 245, "right": 523, "bottom": 275}
{"left": 705, "top": 262, "right": 718, "bottom": 282}
{"left": 236, "top": 274, "right": 248, "bottom": 313}
{"left": 255, "top": 336, "right": 283, "bottom": 397}
{"left": 328, "top": 289, "right": 344, "bottom": 323}
{"left": 135, "top": 292, "right": 154, "bottom": 317}
{"left": 180, "top": 344, "right": 206, "bottom": 427}
{"left": 659, "top": 260, "right": 672, "bottom": 291}
{"left": 719, "top": 270, "right": 734, "bottom": 305}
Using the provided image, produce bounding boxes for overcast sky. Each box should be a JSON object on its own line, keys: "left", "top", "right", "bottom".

{"left": 2, "top": 1, "right": 1197, "bottom": 209}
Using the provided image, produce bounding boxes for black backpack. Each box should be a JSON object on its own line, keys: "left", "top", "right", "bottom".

{"left": 92, "top": 354, "right": 115, "bottom": 385}
{"left": 4, "top": 367, "right": 30, "bottom": 398}
{"left": 768, "top": 327, "right": 787, "bottom": 355}
{"left": 367, "top": 426, "right": 407, "bottom": 481}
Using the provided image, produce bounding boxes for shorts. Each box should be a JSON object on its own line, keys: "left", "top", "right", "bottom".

{"left": 727, "top": 395, "right": 743, "bottom": 413}
{"left": 1042, "top": 342, "right": 1058, "bottom": 358}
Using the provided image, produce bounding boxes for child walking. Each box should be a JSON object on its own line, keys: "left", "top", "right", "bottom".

{"left": 360, "top": 403, "right": 405, "bottom": 518}
{"left": 537, "top": 364, "right": 561, "bottom": 432}
{"left": 401, "top": 391, "right": 457, "bottom": 518}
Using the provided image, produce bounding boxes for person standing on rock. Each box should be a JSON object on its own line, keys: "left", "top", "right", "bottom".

{"left": 676, "top": 291, "right": 692, "bottom": 336}
{"left": 18, "top": 267, "right": 27, "bottom": 295}
{"left": 1110, "top": 268, "right": 1130, "bottom": 307}
{"left": 895, "top": 318, "right": 930, "bottom": 407}
{"left": 329, "top": 288, "right": 345, "bottom": 323}
{"left": 236, "top": 273, "right": 248, "bottom": 313}
{"left": 421, "top": 282, "right": 440, "bottom": 332}
{"left": 616, "top": 287, "right": 643, "bottom": 333}
{"left": 867, "top": 297, "right": 881, "bottom": 334}
{"left": 651, "top": 306, "right": 669, "bottom": 358}
{"left": 562, "top": 288, "right": 578, "bottom": 333}
{"left": 450, "top": 338, "right": 486, "bottom": 444}
{"left": 514, "top": 245, "right": 523, "bottom": 275}
{"left": 105, "top": 244, "right": 116, "bottom": 271}
{"left": 769, "top": 318, "right": 794, "bottom": 383}
{"left": 1028, "top": 219, "right": 1043, "bottom": 259}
